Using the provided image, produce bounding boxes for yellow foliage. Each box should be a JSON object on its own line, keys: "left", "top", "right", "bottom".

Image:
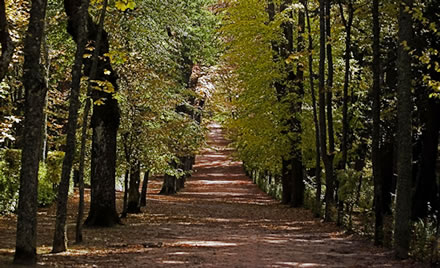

{"left": 115, "top": 0, "right": 136, "bottom": 11}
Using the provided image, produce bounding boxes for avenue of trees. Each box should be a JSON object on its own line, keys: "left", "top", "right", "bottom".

{"left": 1, "top": 0, "right": 439, "bottom": 265}
{"left": 218, "top": 0, "right": 440, "bottom": 261}
{"left": 0, "top": 0, "right": 217, "bottom": 264}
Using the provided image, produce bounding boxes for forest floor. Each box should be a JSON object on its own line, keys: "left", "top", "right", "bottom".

{"left": 0, "top": 123, "right": 427, "bottom": 267}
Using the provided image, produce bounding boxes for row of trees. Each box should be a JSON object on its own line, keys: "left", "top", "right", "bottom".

{"left": 219, "top": 0, "right": 439, "bottom": 260}
{"left": 0, "top": 0, "right": 218, "bottom": 264}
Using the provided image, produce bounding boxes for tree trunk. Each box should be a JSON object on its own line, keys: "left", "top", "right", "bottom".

{"left": 41, "top": 24, "right": 50, "bottom": 162}
{"left": 160, "top": 175, "right": 177, "bottom": 195}
{"left": 14, "top": 0, "right": 48, "bottom": 264}
{"left": 121, "top": 169, "right": 129, "bottom": 218}
{"left": 75, "top": 97, "right": 91, "bottom": 242}
{"left": 372, "top": 0, "right": 384, "bottom": 246}
{"left": 139, "top": 170, "right": 150, "bottom": 207}
{"left": 52, "top": 0, "right": 89, "bottom": 253}
{"left": 160, "top": 161, "right": 178, "bottom": 195}
{"left": 338, "top": 0, "right": 353, "bottom": 171}
{"left": 305, "top": 0, "right": 322, "bottom": 216}
{"left": 126, "top": 160, "right": 141, "bottom": 213}
{"left": 412, "top": 98, "right": 440, "bottom": 219}
{"left": 291, "top": 0, "right": 306, "bottom": 207}
{"left": 65, "top": 0, "right": 121, "bottom": 227}
{"left": 0, "top": 0, "right": 14, "bottom": 82}
{"left": 318, "top": 0, "right": 334, "bottom": 222}
{"left": 85, "top": 117, "right": 120, "bottom": 226}
{"left": 394, "top": 0, "right": 414, "bottom": 259}
{"left": 325, "top": 0, "right": 336, "bottom": 222}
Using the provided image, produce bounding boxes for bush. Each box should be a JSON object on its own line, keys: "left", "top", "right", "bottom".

{"left": 0, "top": 149, "right": 66, "bottom": 213}
{"left": 411, "top": 215, "right": 440, "bottom": 263}
{"left": 0, "top": 149, "right": 21, "bottom": 214}
{"left": 46, "top": 151, "right": 65, "bottom": 184}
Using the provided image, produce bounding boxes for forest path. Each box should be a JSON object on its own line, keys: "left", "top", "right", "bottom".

{"left": 0, "top": 123, "right": 422, "bottom": 267}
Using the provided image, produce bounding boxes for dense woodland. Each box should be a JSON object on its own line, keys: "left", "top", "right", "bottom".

{"left": 0, "top": 0, "right": 439, "bottom": 265}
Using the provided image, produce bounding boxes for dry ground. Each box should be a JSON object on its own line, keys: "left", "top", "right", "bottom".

{"left": 0, "top": 123, "right": 426, "bottom": 267}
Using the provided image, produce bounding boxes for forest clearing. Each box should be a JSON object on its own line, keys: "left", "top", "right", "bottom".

{"left": 1, "top": 0, "right": 440, "bottom": 266}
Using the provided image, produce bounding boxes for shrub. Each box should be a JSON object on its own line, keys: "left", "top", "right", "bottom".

{"left": 410, "top": 214, "right": 440, "bottom": 264}
{"left": 46, "top": 151, "right": 65, "bottom": 184}
{"left": 0, "top": 149, "right": 66, "bottom": 213}
{"left": 0, "top": 149, "right": 21, "bottom": 214}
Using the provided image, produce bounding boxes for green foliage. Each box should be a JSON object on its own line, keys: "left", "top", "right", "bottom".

{"left": 37, "top": 163, "right": 57, "bottom": 207}
{"left": 0, "top": 149, "right": 65, "bottom": 213}
{"left": 110, "top": 0, "right": 218, "bottom": 177}
{"left": 218, "top": 0, "right": 289, "bottom": 175}
{"left": 0, "top": 149, "right": 21, "bottom": 214}
{"left": 410, "top": 216, "right": 439, "bottom": 263}
{"left": 248, "top": 168, "right": 282, "bottom": 201}
{"left": 46, "top": 151, "right": 65, "bottom": 184}
{"left": 336, "top": 168, "right": 362, "bottom": 204}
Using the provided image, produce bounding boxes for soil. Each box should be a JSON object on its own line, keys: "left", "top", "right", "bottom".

{"left": 0, "top": 123, "right": 426, "bottom": 267}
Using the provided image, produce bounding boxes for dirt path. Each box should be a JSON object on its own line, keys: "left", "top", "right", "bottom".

{"left": 0, "top": 123, "right": 424, "bottom": 267}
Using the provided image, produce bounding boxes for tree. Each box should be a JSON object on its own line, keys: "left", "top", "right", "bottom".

{"left": 14, "top": 0, "right": 48, "bottom": 264}
{"left": 64, "top": 0, "right": 120, "bottom": 227}
{"left": 0, "top": 0, "right": 14, "bottom": 82}
{"left": 52, "top": 0, "right": 89, "bottom": 253}
{"left": 394, "top": 0, "right": 414, "bottom": 259}
{"left": 305, "top": 0, "right": 322, "bottom": 217}
{"left": 318, "top": 0, "right": 335, "bottom": 222}
{"left": 371, "top": 0, "right": 384, "bottom": 246}
{"left": 139, "top": 170, "right": 150, "bottom": 207}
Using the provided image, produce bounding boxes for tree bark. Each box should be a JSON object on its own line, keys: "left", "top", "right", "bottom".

{"left": 75, "top": 97, "right": 90, "bottom": 242}
{"left": 160, "top": 161, "right": 178, "bottom": 195}
{"left": 0, "top": 0, "right": 14, "bottom": 82}
{"left": 139, "top": 170, "right": 150, "bottom": 207}
{"left": 14, "top": 0, "right": 48, "bottom": 264}
{"left": 52, "top": 0, "right": 89, "bottom": 253}
{"left": 121, "top": 169, "right": 129, "bottom": 218}
{"left": 394, "top": 0, "right": 414, "bottom": 259}
{"left": 126, "top": 160, "right": 141, "bottom": 213}
{"left": 372, "top": 0, "right": 384, "bottom": 246}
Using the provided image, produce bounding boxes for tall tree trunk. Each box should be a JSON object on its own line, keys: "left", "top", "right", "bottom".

{"left": 325, "top": 0, "right": 336, "bottom": 222}
{"left": 41, "top": 25, "right": 50, "bottom": 162}
{"left": 267, "top": 1, "right": 291, "bottom": 204}
{"left": 65, "top": 0, "right": 121, "bottom": 227}
{"left": 0, "top": 0, "right": 14, "bottom": 82}
{"left": 127, "top": 160, "right": 141, "bottom": 213}
{"left": 336, "top": 0, "right": 354, "bottom": 226}
{"left": 291, "top": 0, "right": 306, "bottom": 207}
{"left": 318, "top": 0, "right": 327, "bottom": 207}
{"left": 305, "top": 0, "right": 322, "bottom": 216}
{"left": 338, "top": 0, "right": 354, "bottom": 171}
{"left": 14, "top": 0, "right": 48, "bottom": 264}
{"left": 372, "top": 0, "right": 384, "bottom": 246}
{"left": 394, "top": 0, "right": 414, "bottom": 259}
{"left": 75, "top": 98, "right": 90, "bottom": 242}
{"left": 318, "top": 0, "right": 334, "bottom": 222}
{"left": 52, "top": 0, "right": 89, "bottom": 253}
{"left": 139, "top": 170, "right": 150, "bottom": 207}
